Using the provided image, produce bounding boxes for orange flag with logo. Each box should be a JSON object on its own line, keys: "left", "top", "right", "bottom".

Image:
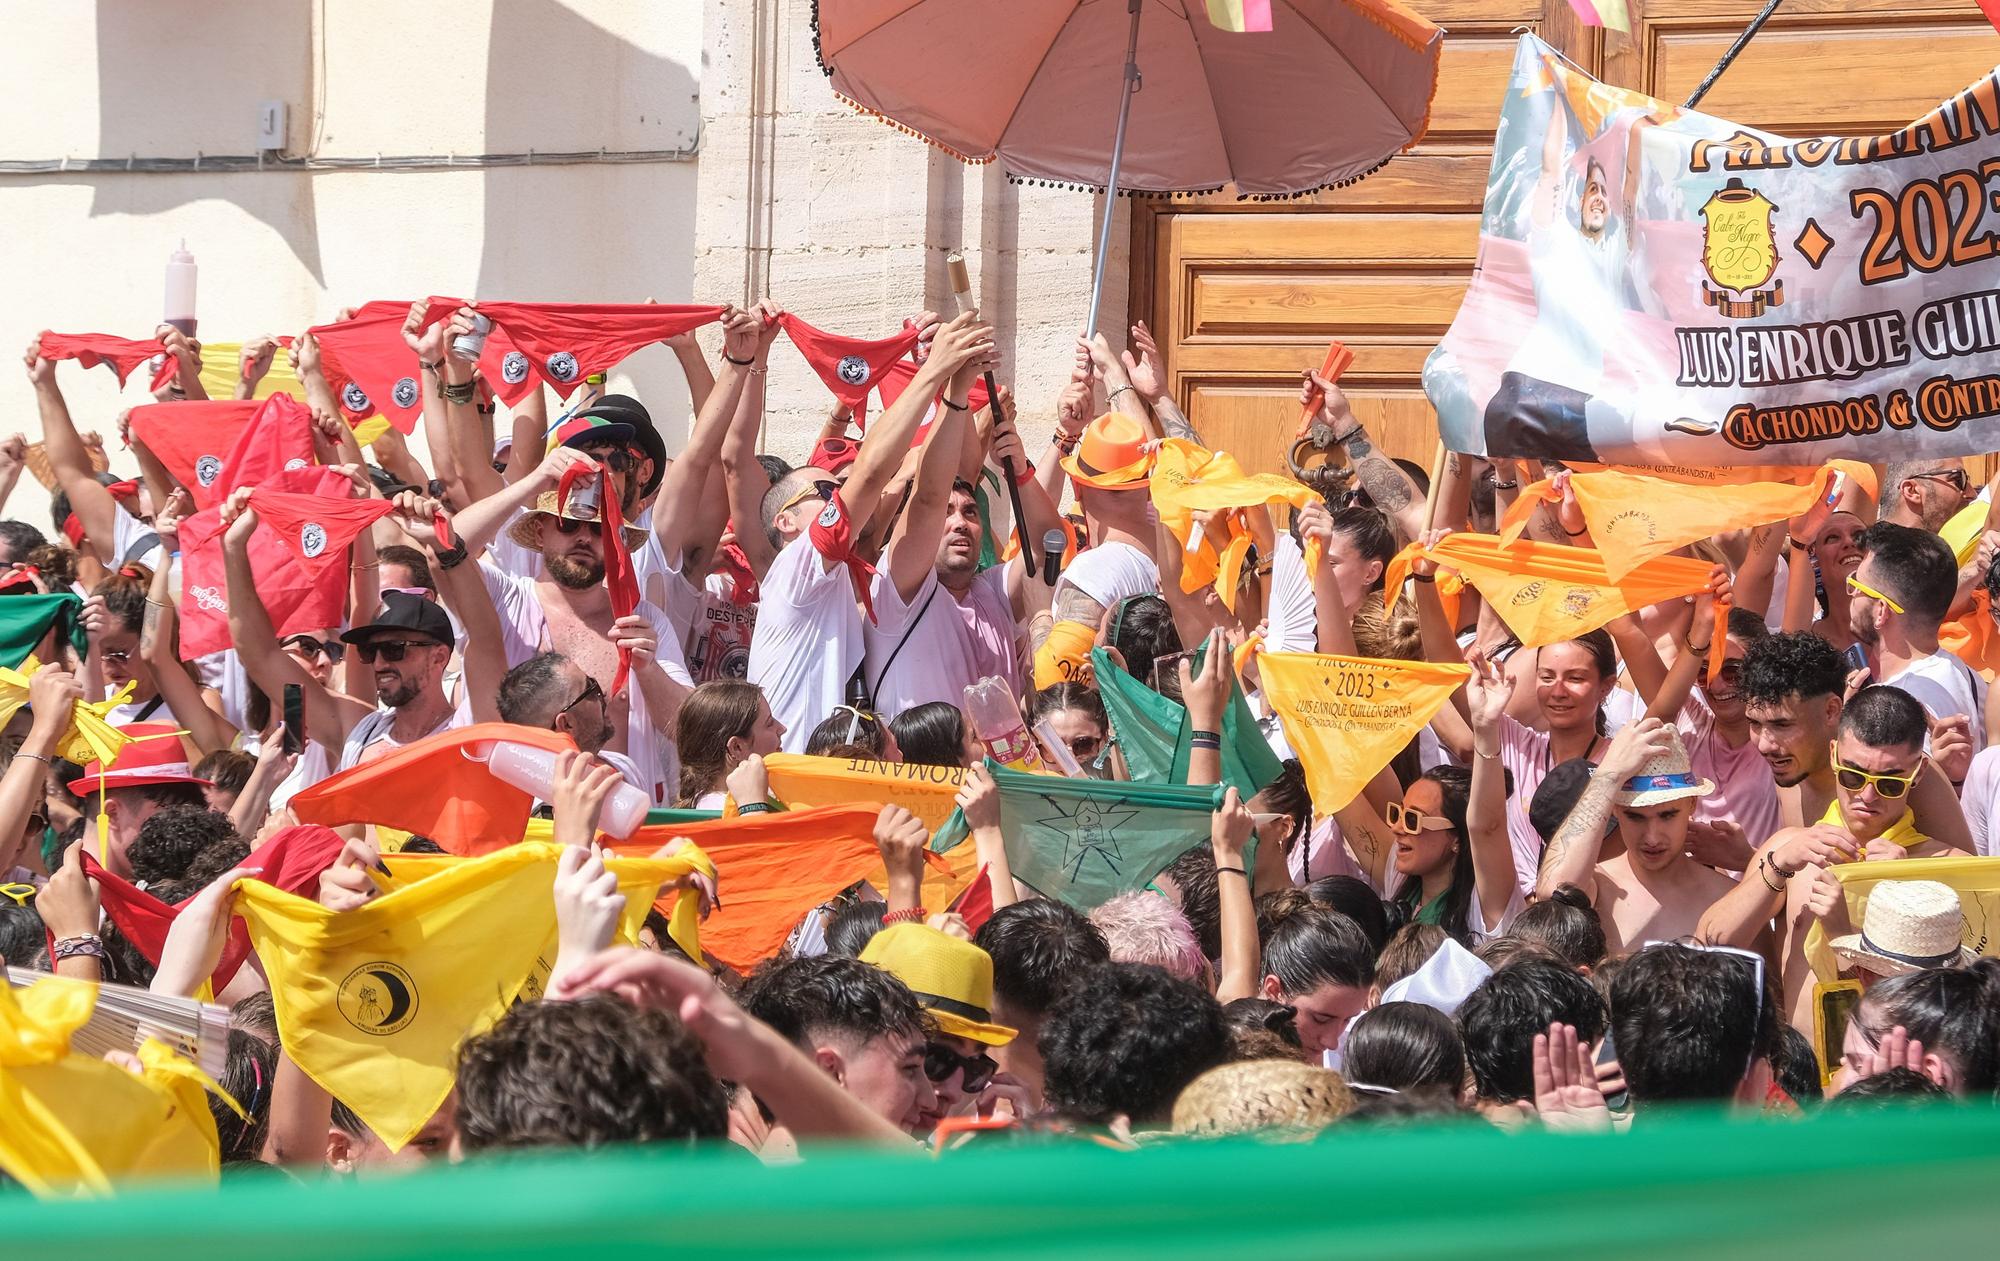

{"left": 1150, "top": 439, "right": 1321, "bottom": 611}
{"left": 288, "top": 723, "right": 576, "bottom": 855}
{"left": 762, "top": 753, "right": 975, "bottom": 906}
{"left": 1500, "top": 461, "right": 1875, "bottom": 580}
{"left": 1385, "top": 533, "right": 1725, "bottom": 676}
{"left": 1259, "top": 652, "right": 1471, "bottom": 813}
{"left": 577, "top": 804, "right": 895, "bottom": 970}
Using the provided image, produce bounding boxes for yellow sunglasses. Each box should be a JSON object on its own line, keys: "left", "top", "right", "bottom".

{"left": 1845, "top": 573, "right": 1904, "bottom": 615}
{"left": 0, "top": 882, "right": 34, "bottom": 907}
{"left": 1829, "top": 745, "right": 1915, "bottom": 800}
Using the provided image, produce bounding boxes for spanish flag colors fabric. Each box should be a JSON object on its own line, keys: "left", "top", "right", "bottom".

{"left": 0, "top": 976, "right": 223, "bottom": 1197}
{"left": 1384, "top": 533, "right": 1724, "bottom": 677}
{"left": 1804, "top": 855, "right": 2000, "bottom": 985}
{"left": 1499, "top": 461, "right": 1875, "bottom": 581}
{"left": 1150, "top": 439, "right": 1320, "bottom": 612}
{"left": 1260, "top": 652, "right": 1471, "bottom": 813}
{"left": 234, "top": 842, "right": 696, "bottom": 1151}
{"left": 763, "top": 752, "right": 980, "bottom": 904}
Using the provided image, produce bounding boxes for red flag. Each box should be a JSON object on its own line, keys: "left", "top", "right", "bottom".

{"left": 875, "top": 356, "right": 992, "bottom": 441}
{"left": 126, "top": 400, "right": 259, "bottom": 509}
{"left": 37, "top": 333, "right": 178, "bottom": 392}
{"left": 604, "top": 804, "right": 891, "bottom": 971}
{"left": 423, "top": 300, "right": 725, "bottom": 395}
{"left": 779, "top": 315, "right": 922, "bottom": 430}
{"left": 288, "top": 723, "right": 578, "bottom": 855}
{"left": 178, "top": 466, "right": 350, "bottom": 660}
{"left": 1981, "top": 0, "right": 2000, "bottom": 35}
{"left": 71, "top": 826, "right": 343, "bottom": 991}
{"left": 310, "top": 302, "right": 426, "bottom": 433}
{"left": 247, "top": 486, "right": 396, "bottom": 577}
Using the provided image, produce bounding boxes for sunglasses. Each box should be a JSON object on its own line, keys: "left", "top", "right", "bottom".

{"left": 781, "top": 480, "right": 841, "bottom": 515}
{"left": 1845, "top": 573, "right": 1904, "bottom": 615}
{"left": 99, "top": 649, "right": 132, "bottom": 664}
{"left": 352, "top": 639, "right": 436, "bottom": 664}
{"left": 559, "top": 676, "right": 605, "bottom": 716}
{"left": 1830, "top": 749, "right": 1915, "bottom": 800}
{"left": 924, "top": 1042, "right": 998, "bottom": 1093}
{"left": 1384, "top": 802, "right": 1456, "bottom": 835}
{"left": 554, "top": 516, "right": 605, "bottom": 537}
{"left": 1909, "top": 468, "right": 1971, "bottom": 493}
{"left": 0, "top": 881, "right": 35, "bottom": 907}
{"left": 1062, "top": 731, "right": 1106, "bottom": 758}
{"left": 282, "top": 635, "right": 343, "bottom": 662}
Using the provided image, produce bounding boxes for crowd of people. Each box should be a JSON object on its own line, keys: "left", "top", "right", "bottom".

{"left": 3, "top": 292, "right": 1999, "bottom": 1192}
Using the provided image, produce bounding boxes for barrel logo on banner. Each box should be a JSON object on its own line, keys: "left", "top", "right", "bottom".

{"left": 1426, "top": 34, "right": 2000, "bottom": 466}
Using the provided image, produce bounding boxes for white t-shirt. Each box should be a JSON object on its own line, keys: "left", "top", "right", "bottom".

{"left": 661, "top": 564, "right": 757, "bottom": 684}
{"left": 476, "top": 561, "right": 690, "bottom": 803}
{"left": 1509, "top": 216, "right": 1627, "bottom": 391}
{"left": 864, "top": 566, "right": 1017, "bottom": 721}
{"left": 1057, "top": 541, "right": 1159, "bottom": 613}
{"left": 1881, "top": 650, "right": 1987, "bottom": 749}
{"left": 336, "top": 700, "right": 469, "bottom": 772}
{"left": 746, "top": 506, "right": 868, "bottom": 755}
{"left": 1964, "top": 746, "right": 2000, "bottom": 857}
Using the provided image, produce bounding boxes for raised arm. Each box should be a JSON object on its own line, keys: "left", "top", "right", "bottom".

{"left": 138, "top": 491, "right": 237, "bottom": 755}
{"left": 1537, "top": 717, "right": 1676, "bottom": 904}
{"left": 653, "top": 306, "right": 762, "bottom": 572}
{"left": 881, "top": 349, "right": 976, "bottom": 604}
{"left": 452, "top": 445, "right": 598, "bottom": 559}
{"left": 1211, "top": 788, "right": 1260, "bottom": 1004}
{"left": 1324, "top": 382, "right": 1426, "bottom": 545}
{"left": 844, "top": 313, "right": 988, "bottom": 518}
{"left": 1464, "top": 654, "right": 1519, "bottom": 930}
{"left": 1121, "top": 320, "right": 1197, "bottom": 443}
{"left": 400, "top": 301, "right": 463, "bottom": 508}
{"left": 1695, "top": 826, "right": 1856, "bottom": 947}
{"left": 435, "top": 305, "right": 506, "bottom": 507}
{"left": 218, "top": 490, "right": 370, "bottom": 751}
{"left": 1084, "top": 333, "right": 1158, "bottom": 437}
{"left": 25, "top": 338, "right": 120, "bottom": 563}
{"left": 719, "top": 340, "right": 777, "bottom": 580}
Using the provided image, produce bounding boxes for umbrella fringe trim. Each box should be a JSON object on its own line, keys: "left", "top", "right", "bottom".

{"left": 1338, "top": 0, "right": 1443, "bottom": 57}
{"left": 828, "top": 89, "right": 997, "bottom": 166}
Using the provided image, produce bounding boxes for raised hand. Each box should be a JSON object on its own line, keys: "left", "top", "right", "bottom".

{"left": 955, "top": 763, "right": 1000, "bottom": 833}
{"left": 1927, "top": 714, "right": 1973, "bottom": 785}
{"left": 151, "top": 863, "right": 261, "bottom": 997}
{"left": 1120, "top": 320, "right": 1167, "bottom": 402}
{"left": 551, "top": 842, "right": 627, "bottom": 971}
{"left": 1464, "top": 650, "right": 1515, "bottom": 737}
{"left": 318, "top": 837, "right": 390, "bottom": 912}
{"left": 1180, "top": 628, "right": 1232, "bottom": 732}
{"left": 1599, "top": 715, "right": 1676, "bottom": 783}
{"left": 874, "top": 804, "right": 929, "bottom": 912}
{"left": 552, "top": 749, "right": 625, "bottom": 850}
{"left": 1532, "top": 1021, "right": 1611, "bottom": 1133}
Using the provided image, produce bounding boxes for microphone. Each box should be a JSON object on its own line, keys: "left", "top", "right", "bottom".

{"left": 1041, "top": 528, "right": 1067, "bottom": 588}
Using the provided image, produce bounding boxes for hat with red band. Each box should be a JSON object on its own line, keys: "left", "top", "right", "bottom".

{"left": 67, "top": 722, "right": 211, "bottom": 796}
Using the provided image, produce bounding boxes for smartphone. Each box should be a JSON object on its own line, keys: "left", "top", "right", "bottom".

{"left": 282, "top": 682, "right": 305, "bottom": 755}
{"left": 1813, "top": 980, "right": 1863, "bottom": 1087}
{"left": 1595, "top": 1032, "right": 1630, "bottom": 1113}
{"left": 1150, "top": 649, "right": 1196, "bottom": 697}
{"left": 1841, "top": 642, "right": 1871, "bottom": 682}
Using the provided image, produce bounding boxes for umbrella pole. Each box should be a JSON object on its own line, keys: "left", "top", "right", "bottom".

{"left": 1085, "top": 0, "right": 1144, "bottom": 337}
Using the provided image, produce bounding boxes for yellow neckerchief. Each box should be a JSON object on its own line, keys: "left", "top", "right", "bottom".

{"left": 1817, "top": 798, "right": 1927, "bottom": 850}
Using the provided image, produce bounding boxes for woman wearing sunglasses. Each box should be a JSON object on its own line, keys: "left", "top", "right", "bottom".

{"left": 1369, "top": 655, "right": 1520, "bottom": 946}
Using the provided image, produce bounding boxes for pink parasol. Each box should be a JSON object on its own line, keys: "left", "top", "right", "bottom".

{"left": 814, "top": 0, "right": 1442, "bottom": 328}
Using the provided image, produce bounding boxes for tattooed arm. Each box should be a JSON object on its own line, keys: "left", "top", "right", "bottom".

{"left": 1537, "top": 717, "right": 1676, "bottom": 902}
{"left": 1036, "top": 582, "right": 1107, "bottom": 653}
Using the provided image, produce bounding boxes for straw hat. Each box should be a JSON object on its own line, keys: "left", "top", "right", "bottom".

{"left": 1830, "top": 879, "right": 1980, "bottom": 977}
{"left": 1060, "top": 412, "right": 1155, "bottom": 491}
{"left": 504, "top": 479, "right": 648, "bottom": 552}
{"left": 1612, "top": 728, "right": 1715, "bottom": 808}
{"left": 859, "top": 922, "right": 1016, "bottom": 1045}
{"left": 1170, "top": 1060, "right": 1354, "bottom": 1138}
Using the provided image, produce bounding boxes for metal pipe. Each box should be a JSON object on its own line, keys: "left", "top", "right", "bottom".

{"left": 1085, "top": 0, "right": 1144, "bottom": 336}
{"left": 1683, "top": 0, "right": 1785, "bottom": 110}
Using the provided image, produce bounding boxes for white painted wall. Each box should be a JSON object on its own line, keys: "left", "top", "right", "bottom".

{"left": 694, "top": 0, "right": 1126, "bottom": 475}
{"left": 0, "top": 0, "right": 703, "bottom": 535}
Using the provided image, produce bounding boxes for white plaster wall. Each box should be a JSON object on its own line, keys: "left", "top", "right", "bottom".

{"left": 0, "top": 0, "right": 703, "bottom": 535}
{"left": 694, "top": 0, "right": 1127, "bottom": 471}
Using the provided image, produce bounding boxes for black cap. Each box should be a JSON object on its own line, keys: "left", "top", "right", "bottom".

{"left": 340, "top": 589, "right": 455, "bottom": 648}
{"left": 580, "top": 394, "right": 667, "bottom": 497}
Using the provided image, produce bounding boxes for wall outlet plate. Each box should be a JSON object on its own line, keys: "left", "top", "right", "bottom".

{"left": 257, "top": 100, "right": 288, "bottom": 152}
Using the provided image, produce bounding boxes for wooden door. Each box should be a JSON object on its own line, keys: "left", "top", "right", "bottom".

{"left": 1133, "top": 0, "right": 2000, "bottom": 475}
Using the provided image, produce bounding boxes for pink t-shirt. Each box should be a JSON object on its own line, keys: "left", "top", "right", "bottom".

{"left": 1679, "top": 691, "right": 1781, "bottom": 850}
{"left": 863, "top": 566, "right": 1018, "bottom": 721}
{"left": 1497, "top": 714, "right": 1563, "bottom": 899}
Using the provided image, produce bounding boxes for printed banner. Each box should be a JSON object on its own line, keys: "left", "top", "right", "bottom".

{"left": 1259, "top": 652, "right": 1469, "bottom": 813}
{"left": 1427, "top": 35, "right": 2000, "bottom": 465}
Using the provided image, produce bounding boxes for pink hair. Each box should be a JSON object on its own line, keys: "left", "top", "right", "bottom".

{"left": 1090, "top": 892, "right": 1210, "bottom": 985}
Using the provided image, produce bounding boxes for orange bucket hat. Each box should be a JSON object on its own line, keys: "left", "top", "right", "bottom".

{"left": 1060, "top": 412, "right": 1154, "bottom": 491}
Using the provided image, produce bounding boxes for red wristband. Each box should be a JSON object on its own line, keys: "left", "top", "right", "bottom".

{"left": 882, "top": 906, "right": 927, "bottom": 926}
{"left": 1011, "top": 460, "right": 1036, "bottom": 486}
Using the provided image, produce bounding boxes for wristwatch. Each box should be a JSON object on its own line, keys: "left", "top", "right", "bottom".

{"left": 434, "top": 534, "right": 470, "bottom": 571}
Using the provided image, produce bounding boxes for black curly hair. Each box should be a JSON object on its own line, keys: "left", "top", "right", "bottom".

{"left": 1039, "top": 962, "right": 1229, "bottom": 1125}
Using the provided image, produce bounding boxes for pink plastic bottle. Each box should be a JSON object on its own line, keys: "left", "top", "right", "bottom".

{"left": 964, "top": 676, "right": 1043, "bottom": 772}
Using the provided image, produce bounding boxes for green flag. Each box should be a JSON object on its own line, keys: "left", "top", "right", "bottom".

{"left": 1088, "top": 645, "right": 1283, "bottom": 799}
{"left": 0, "top": 593, "right": 85, "bottom": 671}
{"left": 932, "top": 760, "right": 1223, "bottom": 910}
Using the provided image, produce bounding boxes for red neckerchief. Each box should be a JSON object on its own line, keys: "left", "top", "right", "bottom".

{"left": 807, "top": 492, "right": 877, "bottom": 624}
{"left": 38, "top": 332, "right": 178, "bottom": 392}
{"left": 421, "top": 300, "right": 724, "bottom": 396}
{"left": 777, "top": 314, "right": 922, "bottom": 431}
{"left": 247, "top": 487, "right": 398, "bottom": 576}
{"left": 716, "top": 537, "right": 760, "bottom": 605}
{"left": 556, "top": 463, "right": 640, "bottom": 695}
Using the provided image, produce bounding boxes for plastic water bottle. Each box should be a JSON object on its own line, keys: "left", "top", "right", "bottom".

{"left": 451, "top": 312, "right": 491, "bottom": 363}
{"left": 163, "top": 242, "right": 198, "bottom": 336}
{"left": 482, "top": 741, "right": 648, "bottom": 839}
{"left": 964, "top": 676, "right": 1042, "bottom": 772}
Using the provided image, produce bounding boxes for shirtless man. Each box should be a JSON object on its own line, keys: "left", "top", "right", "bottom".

{"left": 1740, "top": 630, "right": 1972, "bottom": 849}
{"left": 1699, "top": 684, "right": 1970, "bottom": 1029}
{"left": 1537, "top": 717, "right": 1740, "bottom": 953}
